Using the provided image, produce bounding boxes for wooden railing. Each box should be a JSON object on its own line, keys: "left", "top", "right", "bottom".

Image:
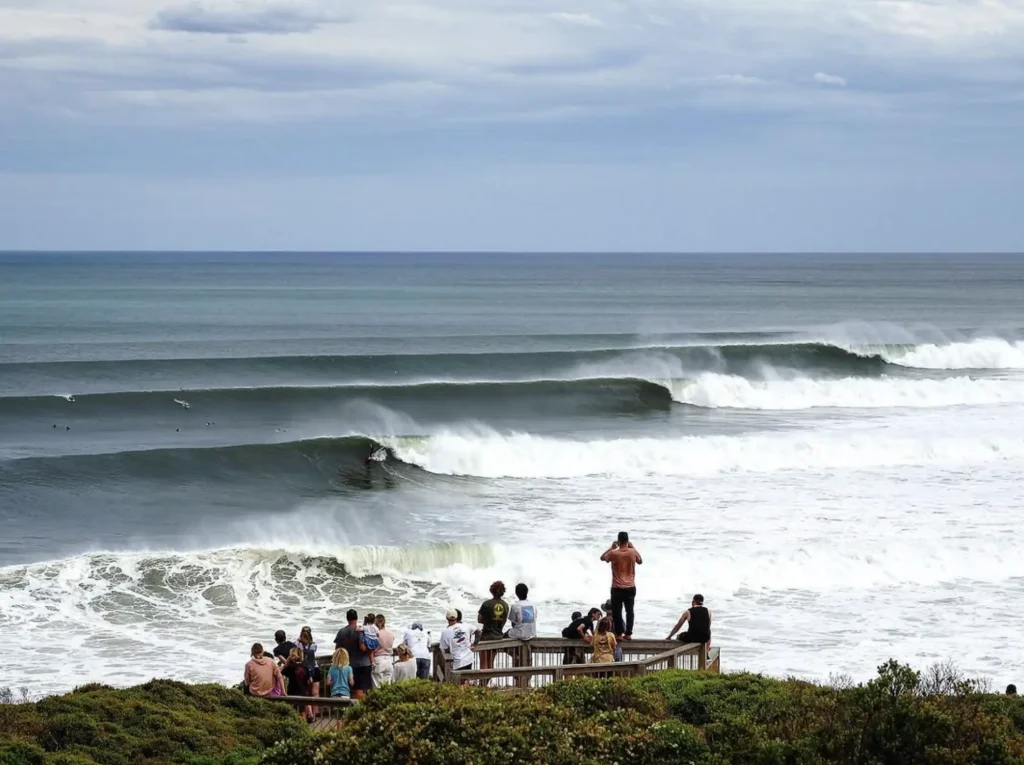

{"left": 264, "top": 695, "right": 356, "bottom": 731}
{"left": 431, "top": 638, "right": 720, "bottom": 689}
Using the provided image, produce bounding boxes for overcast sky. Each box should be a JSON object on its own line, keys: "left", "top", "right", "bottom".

{"left": 1, "top": 0, "right": 1023, "bottom": 251}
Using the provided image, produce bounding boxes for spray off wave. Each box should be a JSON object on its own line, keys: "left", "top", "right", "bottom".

{"left": 385, "top": 428, "right": 1024, "bottom": 479}
{"left": 669, "top": 374, "right": 1024, "bottom": 410}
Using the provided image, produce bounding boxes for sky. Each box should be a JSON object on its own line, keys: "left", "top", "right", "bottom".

{"left": 1, "top": 0, "right": 1023, "bottom": 252}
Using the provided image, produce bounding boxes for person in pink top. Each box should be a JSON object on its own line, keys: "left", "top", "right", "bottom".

{"left": 371, "top": 614, "right": 396, "bottom": 688}
{"left": 600, "top": 531, "right": 642, "bottom": 639}
{"left": 244, "top": 643, "right": 283, "bottom": 697}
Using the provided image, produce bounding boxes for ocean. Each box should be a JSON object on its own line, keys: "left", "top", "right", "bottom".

{"left": 1, "top": 252, "right": 1023, "bottom": 696}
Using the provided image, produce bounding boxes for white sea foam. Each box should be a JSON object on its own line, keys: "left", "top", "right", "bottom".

{"left": 858, "top": 338, "right": 1024, "bottom": 370}
{"left": 384, "top": 426, "right": 1024, "bottom": 479}
{"left": 667, "top": 373, "right": 1024, "bottom": 410}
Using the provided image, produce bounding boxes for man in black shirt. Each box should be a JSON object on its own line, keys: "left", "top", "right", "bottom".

{"left": 667, "top": 594, "right": 712, "bottom": 648}
{"left": 333, "top": 609, "right": 372, "bottom": 700}
{"left": 477, "top": 580, "right": 509, "bottom": 670}
{"left": 562, "top": 608, "right": 601, "bottom": 664}
{"left": 271, "top": 630, "right": 296, "bottom": 665}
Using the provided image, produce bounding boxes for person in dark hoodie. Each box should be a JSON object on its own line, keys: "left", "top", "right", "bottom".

{"left": 281, "top": 647, "right": 313, "bottom": 722}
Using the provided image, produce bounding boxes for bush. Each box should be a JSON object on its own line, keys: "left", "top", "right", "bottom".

{"left": 0, "top": 681, "right": 309, "bottom": 765}
{"left": 262, "top": 663, "right": 1024, "bottom": 765}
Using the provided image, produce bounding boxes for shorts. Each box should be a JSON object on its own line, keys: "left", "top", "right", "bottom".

{"left": 677, "top": 631, "right": 709, "bottom": 644}
{"left": 308, "top": 666, "right": 322, "bottom": 684}
{"left": 351, "top": 665, "right": 373, "bottom": 692}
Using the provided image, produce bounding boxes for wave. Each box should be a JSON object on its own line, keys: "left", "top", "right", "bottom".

{"left": 0, "top": 377, "right": 672, "bottom": 419}
{"left": 3, "top": 338, "right": 1020, "bottom": 403}
{"left": 385, "top": 428, "right": 1024, "bottom": 479}
{"left": 865, "top": 339, "right": 1024, "bottom": 370}
{"left": 669, "top": 374, "right": 1024, "bottom": 410}
{"left": 0, "top": 435, "right": 402, "bottom": 490}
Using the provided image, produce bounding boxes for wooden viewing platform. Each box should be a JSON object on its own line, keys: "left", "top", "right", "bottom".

{"left": 267, "top": 637, "right": 719, "bottom": 728}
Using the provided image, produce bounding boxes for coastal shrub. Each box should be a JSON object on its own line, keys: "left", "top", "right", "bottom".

{"left": 263, "top": 664, "right": 1024, "bottom": 765}
{"left": 0, "top": 681, "right": 308, "bottom": 765}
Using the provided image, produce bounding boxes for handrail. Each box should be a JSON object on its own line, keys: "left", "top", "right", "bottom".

{"left": 265, "top": 695, "right": 357, "bottom": 706}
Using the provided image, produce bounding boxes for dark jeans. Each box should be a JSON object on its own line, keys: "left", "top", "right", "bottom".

{"left": 415, "top": 658, "right": 430, "bottom": 680}
{"left": 610, "top": 586, "right": 636, "bottom": 636}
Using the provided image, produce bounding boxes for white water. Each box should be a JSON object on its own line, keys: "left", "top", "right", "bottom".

{"left": 668, "top": 373, "right": 1024, "bottom": 410}
{"left": 3, "top": 398, "right": 1024, "bottom": 695}
{"left": 384, "top": 416, "right": 1024, "bottom": 478}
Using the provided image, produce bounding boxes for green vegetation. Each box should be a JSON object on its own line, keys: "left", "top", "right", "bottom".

{"left": 0, "top": 680, "right": 306, "bottom": 765}
{"left": 4, "top": 662, "right": 1024, "bottom": 765}
{"left": 265, "top": 661, "right": 1024, "bottom": 765}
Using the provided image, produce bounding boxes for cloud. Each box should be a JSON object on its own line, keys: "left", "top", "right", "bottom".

{"left": 149, "top": 2, "right": 342, "bottom": 35}
{"left": 814, "top": 72, "right": 848, "bottom": 87}
{"left": 548, "top": 12, "right": 603, "bottom": 28}
{"left": 713, "top": 74, "right": 766, "bottom": 86}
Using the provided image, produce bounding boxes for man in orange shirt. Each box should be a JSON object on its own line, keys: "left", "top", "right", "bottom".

{"left": 600, "top": 531, "right": 642, "bottom": 639}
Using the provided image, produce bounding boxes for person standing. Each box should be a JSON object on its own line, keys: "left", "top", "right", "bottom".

{"left": 666, "top": 594, "right": 712, "bottom": 647}
{"left": 271, "top": 630, "right": 296, "bottom": 665}
{"left": 477, "top": 581, "right": 509, "bottom": 670}
{"left": 392, "top": 644, "right": 417, "bottom": 682}
{"left": 326, "top": 648, "right": 354, "bottom": 699}
{"left": 403, "top": 620, "right": 431, "bottom": 680}
{"left": 281, "top": 646, "right": 313, "bottom": 722}
{"left": 600, "top": 531, "right": 642, "bottom": 639}
{"left": 440, "top": 609, "right": 474, "bottom": 672}
{"left": 372, "top": 614, "right": 396, "bottom": 688}
{"left": 297, "top": 626, "right": 320, "bottom": 700}
{"left": 333, "top": 609, "right": 372, "bottom": 701}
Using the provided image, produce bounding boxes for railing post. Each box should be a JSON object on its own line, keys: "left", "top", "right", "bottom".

{"left": 698, "top": 642, "right": 707, "bottom": 670}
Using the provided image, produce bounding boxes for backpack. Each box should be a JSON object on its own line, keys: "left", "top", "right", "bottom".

{"left": 301, "top": 643, "right": 317, "bottom": 671}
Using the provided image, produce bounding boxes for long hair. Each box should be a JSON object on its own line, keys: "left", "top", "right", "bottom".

{"left": 287, "top": 646, "right": 303, "bottom": 664}
{"left": 596, "top": 617, "right": 612, "bottom": 635}
{"left": 332, "top": 648, "right": 350, "bottom": 668}
{"left": 299, "top": 626, "right": 313, "bottom": 645}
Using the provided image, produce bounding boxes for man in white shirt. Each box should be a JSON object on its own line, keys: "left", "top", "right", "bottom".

{"left": 508, "top": 583, "right": 537, "bottom": 641}
{"left": 439, "top": 609, "right": 474, "bottom": 672}
{"left": 403, "top": 620, "right": 432, "bottom": 680}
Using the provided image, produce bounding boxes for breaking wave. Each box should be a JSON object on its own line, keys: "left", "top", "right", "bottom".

{"left": 385, "top": 428, "right": 1024, "bottom": 479}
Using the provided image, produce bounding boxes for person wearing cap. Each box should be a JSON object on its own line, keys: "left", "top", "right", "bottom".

{"left": 666, "top": 594, "right": 712, "bottom": 648}
{"left": 392, "top": 644, "right": 417, "bottom": 682}
{"left": 403, "top": 620, "right": 432, "bottom": 680}
{"left": 440, "top": 609, "right": 474, "bottom": 672}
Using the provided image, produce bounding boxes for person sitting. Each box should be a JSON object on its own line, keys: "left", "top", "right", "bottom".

{"left": 562, "top": 608, "right": 601, "bottom": 664}
{"left": 586, "top": 617, "right": 617, "bottom": 664}
{"left": 272, "top": 630, "right": 296, "bottom": 665}
{"left": 666, "top": 594, "right": 712, "bottom": 650}
{"left": 403, "top": 621, "right": 432, "bottom": 680}
{"left": 326, "top": 648, "right": 354, "bottom": 699}
{"left": 244, "top": 643, "right": 283, "bottom": 697}
{"left": 392, "top": 644, "right": 417, "bottom": 682}
{"left": 508, "top": 582, "right": 537, "bottom": 666}
{"left": 477, "top": 581, "right": 509, "bottom": 670}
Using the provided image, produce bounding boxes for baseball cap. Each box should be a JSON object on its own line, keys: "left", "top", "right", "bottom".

{"left": 445, "top": 609, "right": 459, "bottom": 620}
